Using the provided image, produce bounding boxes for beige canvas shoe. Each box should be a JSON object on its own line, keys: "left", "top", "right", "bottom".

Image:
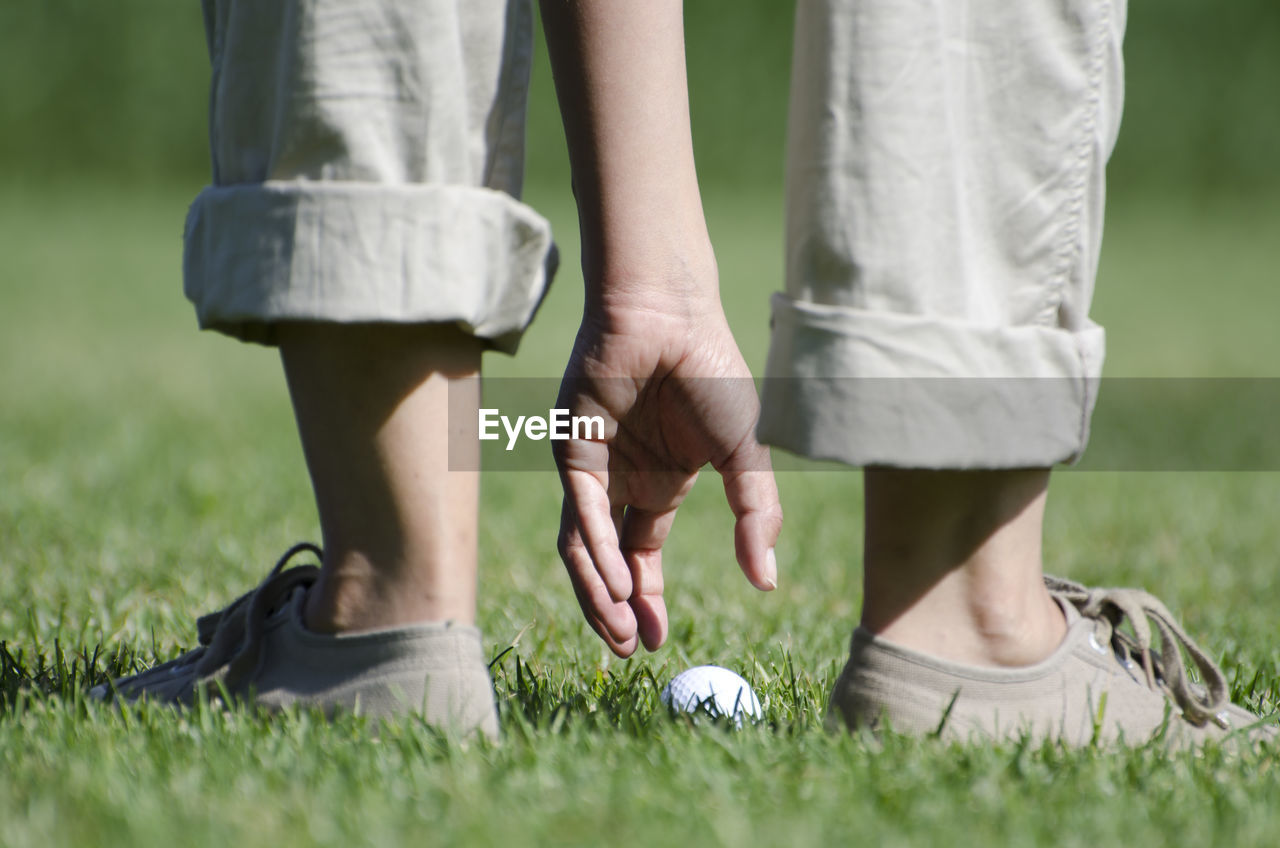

{"left": 828, "top": 575, "right": 1275, "bottom": 747}
{"left": 90, "top": 543, "right": 499, "bottom": 739}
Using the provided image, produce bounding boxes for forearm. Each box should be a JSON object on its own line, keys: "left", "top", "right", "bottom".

{"left": 539, "top": 0, "right": 715, "bottom": 309}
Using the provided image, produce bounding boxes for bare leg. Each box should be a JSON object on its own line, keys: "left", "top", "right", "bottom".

{"left": 277, "top": 322, "right": 481, "bottom": 634}
{"left": 860, "top": 468, "right": 1067, "bottom": 668}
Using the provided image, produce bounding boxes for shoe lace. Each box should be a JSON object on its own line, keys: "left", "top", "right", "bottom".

{"left": 189, "top": 542, "right": 323, "bottom": 690}
{"left": 1046, "top": 575, "right": 1229, "bottom": 728}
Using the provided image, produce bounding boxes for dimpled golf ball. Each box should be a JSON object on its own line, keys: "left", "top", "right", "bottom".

{"left": 661, "top": 665, "right": 762, "bottom": 725}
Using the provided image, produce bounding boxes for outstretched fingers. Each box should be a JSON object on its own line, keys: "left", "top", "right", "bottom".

{"left": 558, "top": 496, "right": 639, "bottom": 656}
{"left": 619, "top": 505, "right": 675, "bottom": 651}
{"left": 560, "top": 462, "right": 633, "bottom": 602}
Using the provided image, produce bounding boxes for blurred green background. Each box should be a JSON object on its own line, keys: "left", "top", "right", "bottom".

{"left": 1, "top": 1, "right": 1278, "bottom": 197}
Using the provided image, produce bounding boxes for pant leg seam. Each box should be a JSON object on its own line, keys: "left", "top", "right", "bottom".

{"left": 482, "top": 0, "right": 533, "bottom": 194}
{"left": 1038, "top": 0, "right": 1112, "bottom": 327}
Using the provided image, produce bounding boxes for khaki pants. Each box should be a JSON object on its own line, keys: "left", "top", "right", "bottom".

{"left": 760, "top": 0, "right": 1127, "bottom": 467}
{"left": 183, "top": 0, "right": 554, "bottom": 354}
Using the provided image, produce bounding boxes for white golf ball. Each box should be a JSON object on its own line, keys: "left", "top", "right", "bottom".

{"left": 660, "top": 665, "right": 762, "bottom": 725}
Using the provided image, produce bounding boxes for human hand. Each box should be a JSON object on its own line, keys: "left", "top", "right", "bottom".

{"left": 554, "top": 287, "right": 783, "bottom": 657}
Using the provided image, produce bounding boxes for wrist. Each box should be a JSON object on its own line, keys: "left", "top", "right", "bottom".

{"left": 582, "top": 245, "right": 720, "bottom": 316}
{"left": 578, "top": 197, "right": 718, "bottom": 305}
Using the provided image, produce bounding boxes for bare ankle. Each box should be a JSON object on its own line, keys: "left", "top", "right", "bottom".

{"left": 859, "top": 467, "right": 1065, "bottom": 668}
{"left": 279, "top": 322, "right": 481, "bottom": 635}
{"left": 302, "top": 552, "right": 475, "bottom": 634}
{"left": 866, "top": 583, "right": 1067, "bottom": 667}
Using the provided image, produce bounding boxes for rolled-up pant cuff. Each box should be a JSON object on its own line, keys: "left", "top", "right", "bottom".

{"left": 759, "top": 294, "right": 1106, "bottom": 468}
{"left": 183, "top": 180, "right": 556, "bottom": 354}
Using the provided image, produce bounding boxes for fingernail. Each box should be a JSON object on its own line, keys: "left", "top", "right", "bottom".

{"left": 764, "top": 548, "right": 778, "bottom": 590}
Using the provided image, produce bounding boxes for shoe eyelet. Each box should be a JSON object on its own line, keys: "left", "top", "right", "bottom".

{"left": 1088, "top": 632, "right": 1109, "bottom": 656}
{"left": 1217, "top": 711, "right": 1232, "bottom": 728}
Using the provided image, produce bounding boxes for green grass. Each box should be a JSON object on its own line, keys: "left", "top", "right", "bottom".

{"left": 3, "top": 182, "right": 1280, "bottom": 847}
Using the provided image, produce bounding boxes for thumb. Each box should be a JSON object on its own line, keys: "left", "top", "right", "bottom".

{"left": 718, "top": 439, "right": 783, "bottom": 591}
